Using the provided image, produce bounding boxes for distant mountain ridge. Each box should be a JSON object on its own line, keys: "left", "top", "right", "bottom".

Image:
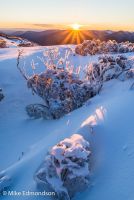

{"left": 1, "top": 30, "right": 134, "bottom": 46}
{"left": 11, "top": 30, "right": 134, "bottom": 46}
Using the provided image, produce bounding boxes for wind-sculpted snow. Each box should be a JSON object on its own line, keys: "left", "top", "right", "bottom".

{"left": 75, "top": 40, "right": 134, "bottom": 56}
{"left": 35, "top": 134, "right": 91, "bottom": 200}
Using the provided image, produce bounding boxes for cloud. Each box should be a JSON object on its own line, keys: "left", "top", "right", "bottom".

{"left": 33, "top": 24, "right": 67, "bottom": 30}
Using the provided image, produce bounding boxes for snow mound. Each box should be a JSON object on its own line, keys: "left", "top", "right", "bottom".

{"left": 35, "top": 134, "right": 91, "bottom": 200}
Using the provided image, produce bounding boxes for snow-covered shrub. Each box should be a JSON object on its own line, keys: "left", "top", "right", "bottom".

{"left": 0, "top": 39, "right": 6, "bottom": 48}
{"left": 75, "top": 44, "right": 87, "bottom": 56}
{"left": 26, "top": 104, "right": 52, "bottom": 119}
{"left": 0, "top": 173, "right": 11, "bottom": 192}
{"left": 118, "top": 68, "right": 134, "bottom": 85}
{"left": 85, "top": 55, "right": 132, "bottom": 82}
{"left": 0, "top": 88, "right": 4, "bottom": 101}
{"left": 18, "top": 42, "right": 33, "bottom": 47}
{"left": 34, "top": 134, "right": 91, "bottom": 200}
{"left": 26, "top": 69, "right": 98, "bottom": 119}
{"left": 17, "top": 46, "right": 134, "bottom": 120}
{"left": 16, "top": 47, "right": 101, "bottom": 119}
{"left": 18, "top": 39, "right": 35, "bottom": 47}
{"left": 75, "top": 39, "right": 134, "bottom": 56}
{"left": 126, "top": 68, "right": 134, "bottom": 79}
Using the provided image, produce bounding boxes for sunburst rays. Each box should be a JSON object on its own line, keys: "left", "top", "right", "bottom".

{"left": 61, "top": 29, "right": 86, "bottom": 44}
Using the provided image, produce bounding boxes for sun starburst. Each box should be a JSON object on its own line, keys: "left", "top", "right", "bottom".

{"left": 71, "top": 23, "right": 81, "bottom": 30}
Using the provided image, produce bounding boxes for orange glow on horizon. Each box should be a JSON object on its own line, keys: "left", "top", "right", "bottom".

{"left": 0, "top": 22, "right": 134, "bottom": 32}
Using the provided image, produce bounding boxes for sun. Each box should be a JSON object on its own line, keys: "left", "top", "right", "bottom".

{"left": 71, "top": 23, "right": 81, "bottom": 30}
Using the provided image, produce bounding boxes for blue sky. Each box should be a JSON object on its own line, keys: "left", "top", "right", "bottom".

{"left": 0, "top": 0, "right": 134, "bottom": 30}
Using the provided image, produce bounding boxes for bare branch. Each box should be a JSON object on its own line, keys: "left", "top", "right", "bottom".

{"left": 16, "top": 49, "right": 28, "bottom": 80}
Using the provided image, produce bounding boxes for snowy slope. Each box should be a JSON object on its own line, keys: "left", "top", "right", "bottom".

{"left": 0, "top": 35, "right": 34, "bottom": 48}
{"left": 0, "top": 46, "right": 134, "bottom": 200}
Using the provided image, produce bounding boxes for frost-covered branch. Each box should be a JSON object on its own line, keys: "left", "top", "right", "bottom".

{"left": 17, "top": 49, "right": 28, "bottom": 80}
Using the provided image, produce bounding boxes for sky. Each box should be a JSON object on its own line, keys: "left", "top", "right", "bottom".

{"left": 0, "top": 0, "right": 134, "bottom": 31}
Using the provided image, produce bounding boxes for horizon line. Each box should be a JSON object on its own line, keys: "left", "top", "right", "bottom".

{"left": 0, "top": 22, "right": 134, "bottom": 32}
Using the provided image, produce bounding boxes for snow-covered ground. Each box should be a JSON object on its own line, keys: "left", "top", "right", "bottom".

{"left": 0, "top": 36, "right": 33, "bottom": 48}
{"left": 0, "top": 46, "right": 134, "bottom": 200}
